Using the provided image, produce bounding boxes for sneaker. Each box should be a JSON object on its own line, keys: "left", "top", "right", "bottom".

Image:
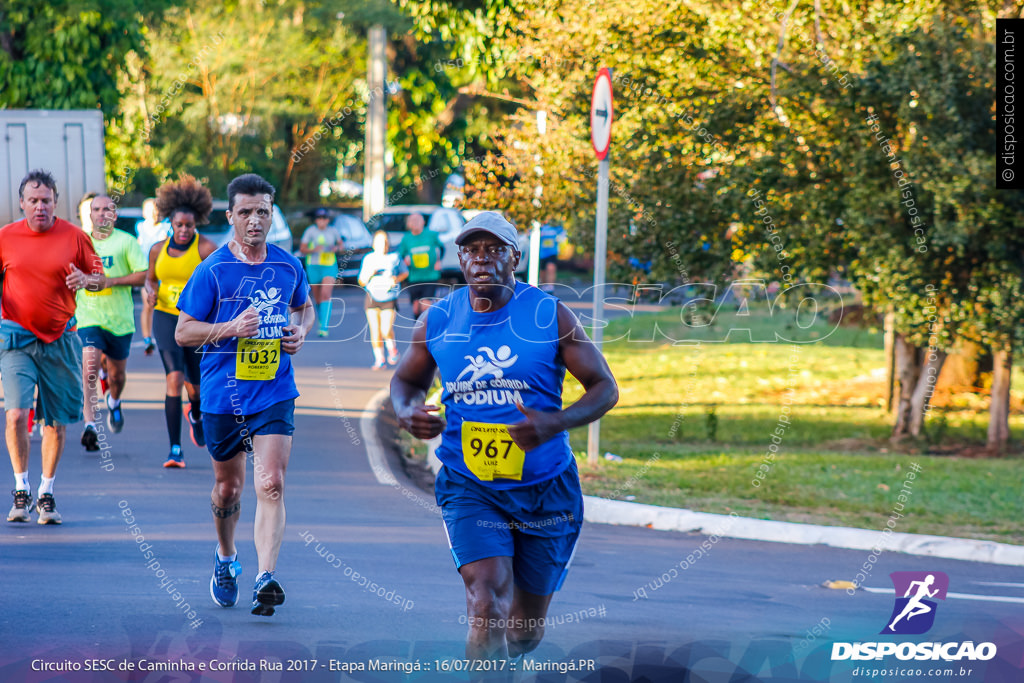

{"left": 210, "top": 551, "right": 242, "bottom": 607}
{"left": 387, "top": 350, "right": 400, "bottom": 366}
{"left": 187, "top": 408, "right": 206, "bottom": 448}
{"left": 317, "top": 329, "right": 329, "bottom": 338}
{"left": 163, "top": 447, "right": 185, "bottom": 468}
{"left": 7, "top": 489, "right": 33, "bottom": 523}
{"left": 107, "top": 401, "right": 124, "bottom": 434}
{"left": 251, "top": 571, "right": 285, "bottom": 616}
{"left": 81, "top": 425, "right": 100, "bottom": 452}
{"left": 371, "top": 360, "right": 386, "bottom": 371}
{"left": 35, "top": 493, "right": 62, "bottom": 525}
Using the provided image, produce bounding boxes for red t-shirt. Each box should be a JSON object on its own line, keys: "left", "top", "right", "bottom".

{"left": 0, "top": 217, "right": 103, "bottom": 343}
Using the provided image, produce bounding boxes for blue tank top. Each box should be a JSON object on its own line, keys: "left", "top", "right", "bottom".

{"left": 426, "top": 281, "right": 571, "bottom": 489}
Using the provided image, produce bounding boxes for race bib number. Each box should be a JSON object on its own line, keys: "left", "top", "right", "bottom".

{"left": 84, "top": 288, "right": 112, "bottom": 297}
{"left": 236, "top": 338, "right": 280, "bottom": 381}
{"left": 317, "top": 252, "right": 336, "bottom": 266}
{"left": 412, "top": 252, "right": 430, "bottom": 269}
{"left": 164, "top": 284, "right": 183, "bottom": 307}
{"left": 461, "top": 421, "right": 525, "bottom": 482}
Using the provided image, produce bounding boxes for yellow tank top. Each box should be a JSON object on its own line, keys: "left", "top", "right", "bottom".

{"left": 154, "top": 237, "right": 202, "bottom": 315}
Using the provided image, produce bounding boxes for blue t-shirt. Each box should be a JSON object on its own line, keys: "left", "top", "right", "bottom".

{"left": 176, "top": 244, "right": 310, "bottom": 416}
{"left": 426, "top": 281, "right": 571, "bottom": 489}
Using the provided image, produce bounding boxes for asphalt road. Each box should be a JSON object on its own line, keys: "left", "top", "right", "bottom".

{"left": 1, "top": 287, "right": 1022, "bottom": 683}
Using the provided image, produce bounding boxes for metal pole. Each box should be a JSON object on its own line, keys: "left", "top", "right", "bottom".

{"left": 363, "top": 25, "right": 387, "bottom": 222}
{"left": 587, "top": 157, "right": 610, "bottom": 465}
{"left": 529, "top": 110, "right": 546, "bottom": 287}
{"left": 528, "top": 221, "right": 541, "bottom": 286}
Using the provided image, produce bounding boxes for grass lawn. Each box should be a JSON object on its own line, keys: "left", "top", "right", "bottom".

{"left": 564, "top": 304, "right": 1024, "bottom": 544}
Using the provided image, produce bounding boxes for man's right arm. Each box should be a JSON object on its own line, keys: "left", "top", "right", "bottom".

{"left": 390, "top": 311, "right": 445, "bottom": 440}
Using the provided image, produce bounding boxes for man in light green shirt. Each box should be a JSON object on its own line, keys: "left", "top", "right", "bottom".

{"left": 76, "top": 195, "right": 148, "bottom": 450}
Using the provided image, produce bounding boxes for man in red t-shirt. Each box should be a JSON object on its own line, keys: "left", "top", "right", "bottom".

{"left": 2, "top": 170, "right": 103, "bottom": 525}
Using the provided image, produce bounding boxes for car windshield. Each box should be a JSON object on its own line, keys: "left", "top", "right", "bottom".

{"left": 332, "top": 216, "right": 367, "bottom": 241}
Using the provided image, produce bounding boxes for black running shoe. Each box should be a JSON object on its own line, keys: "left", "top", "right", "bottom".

{"left": 81, "top": 425, "right": 100, "bottom": 452}
{"left": 188, "top": 407, "right": 206, "bottom": 448}
{"left": 251, "top": 571, "right": 285, "bottom": 616}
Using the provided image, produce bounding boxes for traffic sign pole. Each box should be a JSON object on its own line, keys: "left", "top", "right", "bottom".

{"left": 588, "top": 156, "right": 609, "bottom": 465}
{"left": 587, "top": 67, "right": 613, "bottom": 466}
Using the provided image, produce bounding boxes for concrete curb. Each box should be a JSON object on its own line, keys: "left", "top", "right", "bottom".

{"left": 584, "top": 496, "right": 1024, "bottom": 567}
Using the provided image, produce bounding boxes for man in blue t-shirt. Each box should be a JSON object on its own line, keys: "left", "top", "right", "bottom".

{"left": 176, "top": 173, "right": 314, "bottom": 618}
{"left": 390, "top": 212, "right": 618, "bottom": 664}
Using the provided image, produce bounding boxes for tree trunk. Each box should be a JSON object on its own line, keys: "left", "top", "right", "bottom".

{"left": 987, "top": 344, "right": 1013, "bottom": 451}
{"left": 892, "top": 335, "right": 922, "bottom": 438}
{"left": 908, "top": 348, "right": 946, "bottom": 437}
{"left": 892, "top": 336, "right": 947, "bottom": 439}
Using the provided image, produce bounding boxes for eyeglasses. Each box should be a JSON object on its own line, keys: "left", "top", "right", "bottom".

{"left": 459, "top": 244, "right": 510, "bottom": 258}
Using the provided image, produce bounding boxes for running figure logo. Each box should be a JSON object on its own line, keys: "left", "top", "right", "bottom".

{"left": 249, "top": 286, "right": 282, "bottom": 314}
{"left": 881, "top": 571, "right": 949, "bottom": 635}
{"left": 456, "top": 345, "right": 518, "bottom": 383}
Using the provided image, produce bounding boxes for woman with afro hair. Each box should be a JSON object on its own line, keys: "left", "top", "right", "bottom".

{"left": 142, "top": 175, "right": 218, "bottom": 468}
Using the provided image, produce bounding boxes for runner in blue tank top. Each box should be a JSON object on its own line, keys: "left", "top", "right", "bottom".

{"left": 391, "top": 212, "right": 618, "bottom": 667}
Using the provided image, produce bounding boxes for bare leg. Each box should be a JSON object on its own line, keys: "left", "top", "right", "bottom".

{"left": 39, "top": 424, "right": 65, "bottom": 479}
{"left": 6, "top": 409, "right": 31, "bottom": 477}
{"left": 460, "top": 556, "right": 515, "bottom": 661}
{"left": 365, "top": 308, "right": 384, "bottom": 364}
{"left": 211, "top": 453, "right": 245, "bottom": 557}
{"left": 506, "top": 586, "right": 554, "bottom": 657}
{"left": 251, "top": 434, "right": 291, "bottom": 573}
{"left": 82, "top": 346, "right": 102, "bottom": 424}
{"left": 106, "top": 357, "right": 128, "bottom": 401}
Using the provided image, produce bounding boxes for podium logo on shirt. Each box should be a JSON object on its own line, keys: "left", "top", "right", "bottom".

{"left": 446, "top": 345, "right": 531, "bottom": 406}
{"left": 249, "top": 286, "right": 287, "bottom": 339}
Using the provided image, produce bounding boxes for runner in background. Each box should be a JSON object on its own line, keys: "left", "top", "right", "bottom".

{"left": 143, "top": 176, "right": 217, "bottom": 468}
{"left": 137, "top": 198, "right": 166, "bottom": 356}
{"left": 77, "top": 195, "right": 148, "bottom": 451}
{"left": 298, "top": 207, "right": 344, "bottom": 338}
{"left": 397, "top": 213, "right": 444, "bottom": 319}
{"left": 358, "top": 231, "right": 407, "bottom": 369}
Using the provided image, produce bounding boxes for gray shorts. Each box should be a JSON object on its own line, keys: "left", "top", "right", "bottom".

{"left": 0, "top": 327, "right": 84, "bottom": 426}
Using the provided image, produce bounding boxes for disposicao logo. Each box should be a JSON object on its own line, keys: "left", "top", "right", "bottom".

{"left": 831, "top": 571, "right": 997, "bottom": 663}
{"left": 882, "top": 571, "right": 948, "bottom": 635}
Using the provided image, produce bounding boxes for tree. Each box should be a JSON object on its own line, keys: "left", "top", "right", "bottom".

{"left": 456, "top": 0, "right": 1022, "bottom": 449}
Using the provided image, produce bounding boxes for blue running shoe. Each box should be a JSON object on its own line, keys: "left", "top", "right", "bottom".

{"left": 251, "top": 571, "right": 285, "bottom": 616}
{"left": 210, "top": 551, "right": 242, "bottom": 607}
{"left": 107, "top": 401, "right": 124, "bottom": 434}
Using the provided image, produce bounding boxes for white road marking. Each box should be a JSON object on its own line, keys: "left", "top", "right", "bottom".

{"left": 861, "top": 586, "right": 1024, "bottom": 605}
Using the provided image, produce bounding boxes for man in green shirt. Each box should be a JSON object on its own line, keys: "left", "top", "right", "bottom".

{"left": 76, "top": 195, "right": 149, "bottom": 450}
{"left": 397, "top": 213, "right": 445, "bottom": 318}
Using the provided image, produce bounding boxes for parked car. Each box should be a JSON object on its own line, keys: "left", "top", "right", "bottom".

{"left": 327, "top": 212, "right": 373, "bottom": 280}
{"left": 113, "top": 206, "right": 145, "bottom": 237}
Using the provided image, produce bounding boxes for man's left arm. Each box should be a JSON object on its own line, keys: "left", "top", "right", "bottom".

{"left": 508, "top": 301, "right": 618, "bottom": 452}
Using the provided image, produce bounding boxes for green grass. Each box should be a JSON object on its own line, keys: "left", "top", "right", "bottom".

{"left": 565, "top": 304, "right": 1024, "bottom": 544}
